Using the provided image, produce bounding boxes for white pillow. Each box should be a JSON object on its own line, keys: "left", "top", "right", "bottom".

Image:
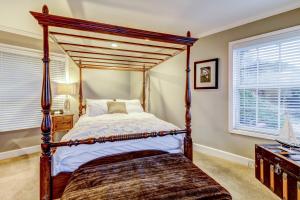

{"left": 86, "top": 99, "right": 112, "bottom": 116}
{"left": 117, "top": 99, "right": 144, "bottom": 113}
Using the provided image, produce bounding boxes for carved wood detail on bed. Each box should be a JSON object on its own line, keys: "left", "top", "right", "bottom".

{"left": 184, "top": 31, "right": 193, "bottom": 161}
{"left": 52, "top": 150, "right": 168, "bottom": 199}
{"left": 49, "top": 129, "right": 186, "bottom": 148}
{"left": 30, "top": 13, "right": 197, "bottom": 46}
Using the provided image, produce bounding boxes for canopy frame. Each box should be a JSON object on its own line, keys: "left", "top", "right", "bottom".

{"left": 31, "top": 5, "right": 197, "bottom": 200}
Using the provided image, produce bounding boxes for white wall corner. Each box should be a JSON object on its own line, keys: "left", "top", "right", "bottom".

{"left": 197, "top": 1, "right": 300, "bottom": 38}
{"left": 193, "top": 143, "right": 254, "bottom": 168}
{"left": 0, "top": 145, "right": 40, "bottom": 161}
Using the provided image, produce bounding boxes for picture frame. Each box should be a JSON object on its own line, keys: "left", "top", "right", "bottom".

{"left": 194, "top": 58, "right": 219, "bottom": 89}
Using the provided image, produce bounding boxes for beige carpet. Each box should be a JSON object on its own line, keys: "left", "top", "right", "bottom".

{"left": 194, "top": 153, "right": 279, "bottom": 200}
{"left": 0, "top": 152, "right": 278, "bottom": 200}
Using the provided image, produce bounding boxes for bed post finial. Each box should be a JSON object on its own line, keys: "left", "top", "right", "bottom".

{"left": 142, "top": 65, "right": 146, "bottom": 111}
{"left": 42, "top": 5, "right": 49, "bottom": 14}
{"left": 184, "top": 31, "right": 193, "bottom": 161}
{"left": 79, "top": 60, "right": 83, "bottom": 116}
{"left": 40, "top": 5, "right": 52, "bottom": 199}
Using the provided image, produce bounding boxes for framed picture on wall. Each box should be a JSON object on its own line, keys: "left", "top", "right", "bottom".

{"left": 194, "top": 58, "right": 218, "bottom": 89}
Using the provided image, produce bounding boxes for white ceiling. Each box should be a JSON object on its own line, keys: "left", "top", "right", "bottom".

{"left": 0, "top": 0, "right": 300, "bottom": 38}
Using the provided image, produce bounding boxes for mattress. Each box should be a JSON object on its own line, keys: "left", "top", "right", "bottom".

{"left": 61, "top": 153, "right": 232, "bottom": 200}
{"left": 52, "top": 112, "right": 183, "bottom": 175}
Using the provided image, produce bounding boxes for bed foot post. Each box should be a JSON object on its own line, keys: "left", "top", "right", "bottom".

{"left": 40, "top": 145, "right": 52, "bottom": 200}
{"left": 40, "top": 5, "right": 52, "bottom": 200}
{"left": 184, "top": 31, "right": 193, "bottom": 161}
{"left": 184, "top": 137, "right": 193, "bottom": 160}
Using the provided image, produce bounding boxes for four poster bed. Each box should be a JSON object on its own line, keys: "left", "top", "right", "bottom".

{"left": 31, "top": 5, "right": 231, "bottom": 200}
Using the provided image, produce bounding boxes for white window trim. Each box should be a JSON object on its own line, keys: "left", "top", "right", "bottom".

{"left": 228, "top": 25, "right": 300, "bottom": 140}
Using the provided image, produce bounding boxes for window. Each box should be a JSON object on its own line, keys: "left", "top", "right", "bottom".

{"left": 229, "top": 26, "right": 300, "bottom": 139}
{"left": 0, "top": 44, "right": 66, "bottom": 132}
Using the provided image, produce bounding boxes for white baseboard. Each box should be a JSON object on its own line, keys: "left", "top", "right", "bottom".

{"left": 0, "top": 143, "right": 254, "bottom": 166}
{"left": 0, "top": 145, "right": 40, "bottom": 160}
{"left": 193, "top": 143, "right": 254, "bottom": 168}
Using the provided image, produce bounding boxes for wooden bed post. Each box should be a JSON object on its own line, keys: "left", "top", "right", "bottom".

{"left": 79, "top": 60, "right": 83, "bottom": 116}
{"left": 40, "top": 5, "right": 52, "bottom": 200}
{"left": 142, "top": 65, "right": 146, "bottom": 111}
{"left": 184, "top": 31, "right": 193, "bottom": 161}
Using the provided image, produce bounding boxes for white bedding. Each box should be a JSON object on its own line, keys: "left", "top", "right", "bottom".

{"left": 52, "top": 112, "right": 183, "bottom": 175}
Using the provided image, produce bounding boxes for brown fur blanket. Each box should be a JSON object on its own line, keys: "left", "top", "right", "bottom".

{"left": 62, "top": 153, "right": 231, "bottom": 200}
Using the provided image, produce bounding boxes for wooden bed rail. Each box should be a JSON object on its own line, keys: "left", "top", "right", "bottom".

{"left": 49, "top": 129, "right": 186, "bottom": 148}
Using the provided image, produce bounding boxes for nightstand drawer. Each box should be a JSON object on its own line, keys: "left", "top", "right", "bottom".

{"left": 62, "top": 115, "right": 73, "bottom": 122}
{"left": 54, "top": 122, "right": 72, "bottom": 131}
{"left": 53, "top": 115, "right": 73, "bottom": 123}
{"left": 51, "top": 114, "right": 74, "bottom": 141}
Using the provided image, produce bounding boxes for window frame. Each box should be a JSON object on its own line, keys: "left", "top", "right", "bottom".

{"left": 228, "top": 25, "right": 300, "bottom": 140}
{"left": 0, "top": 42, "right": 68, "bottom": 132}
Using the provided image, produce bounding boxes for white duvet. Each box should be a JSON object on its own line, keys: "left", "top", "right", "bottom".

{"left": 52, "top": 112, "right": 183, "bottom": 175}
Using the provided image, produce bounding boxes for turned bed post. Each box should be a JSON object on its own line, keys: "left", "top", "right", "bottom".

{"left": 40, "top": 5, "right": 52, "bottom": 200}
{"left": 79, "top": 60, "right": 83, "bottom": 116}
{"left": 142, "top": 65, "right": 146, "bottom": 111}
{"left": 184, "top": 31, "right": 193, "bottom": 161}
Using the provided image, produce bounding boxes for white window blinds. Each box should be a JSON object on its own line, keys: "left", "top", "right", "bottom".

{"left": 0, "top": 44, "right": 66, "bottom": 132}
{"left": 230, "top": 27, "right": 300, "bottom": 138}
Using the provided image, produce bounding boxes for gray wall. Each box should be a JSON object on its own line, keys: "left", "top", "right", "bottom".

{"left": 83, "top": 69, "right": 130, "bottom": 100}
{"left": 131, "top": 8, "right": 300, "bottom": 159}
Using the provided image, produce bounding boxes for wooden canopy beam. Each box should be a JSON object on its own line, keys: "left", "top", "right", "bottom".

{"left": 30, "top": 11, "right": 198, "bottom": 46}
{"left": 50, "top": 31, "right": 185, "bottom": 50}
{"left": 60, "top": 42, "right": 173, "bottom": 56}
{"left": 83, "top": 63, "right": 150, "bottom": 69}
{"left": 66, "top": 49, "right": 164, "bottom": 61}
{"left": 82, "top": 64, "right": 145, "bottom": 72}
{"left": 71, "top": 56, "right": 158, "bottom": 65}
{"left": 73, "top": 59, "right": 154, "bottom": 67}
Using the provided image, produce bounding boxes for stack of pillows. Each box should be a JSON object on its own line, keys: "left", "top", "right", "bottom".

{"left": 86, "top": 99, "right": 144, "bottom": 116}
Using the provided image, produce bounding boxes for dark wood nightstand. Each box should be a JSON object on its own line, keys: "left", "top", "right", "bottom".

{"left": 51, "top": 114, "right": 74, "bottom": 141}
